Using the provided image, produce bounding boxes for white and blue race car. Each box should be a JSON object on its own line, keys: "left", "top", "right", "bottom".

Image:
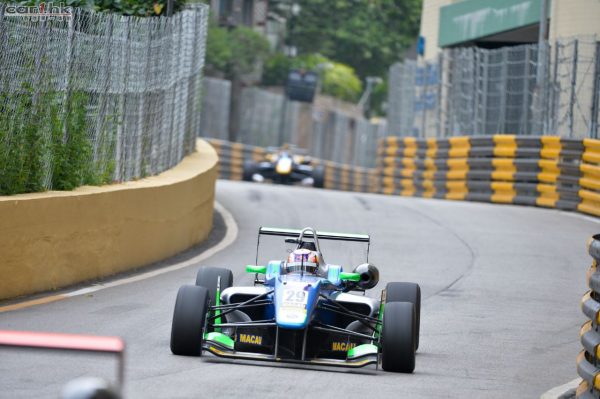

{"left": 170, "top": 227, "right": 421, "bottom": 373}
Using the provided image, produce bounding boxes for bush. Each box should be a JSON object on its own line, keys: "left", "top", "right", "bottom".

{"left": 0, "top": 86, "right": 104, "bottom": 196}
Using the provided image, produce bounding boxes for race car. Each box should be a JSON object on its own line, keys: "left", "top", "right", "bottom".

{"left": 170, "top": 227, "right": 421, "bottom": 373}
{"left": 242, "top": 148, "right": 325, "bottom": 188}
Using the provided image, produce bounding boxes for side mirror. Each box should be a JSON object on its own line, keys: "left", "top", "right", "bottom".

{"left": 352, "top": 263, "right": 379, "bottom": 289}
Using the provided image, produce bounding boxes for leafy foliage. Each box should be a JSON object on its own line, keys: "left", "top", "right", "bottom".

{"left": 263, "top": 53, "right": 363, "bottom": 102}
{"left": 17, "top": 0, "right": 183, "bottom": 16}
{"left": 285, "top": 0, "right": 422, "bottom": 79}
{"left": 0, "top": 86, "right": 108, "bottom": 195}
{"left": 205, "top": 25, "right": 271, "bottom": 80}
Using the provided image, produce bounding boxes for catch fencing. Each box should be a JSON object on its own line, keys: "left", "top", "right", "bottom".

{"left": 0, "top": 4, "right": 209, "bottom": 193}
{"left": 388, "top": 36, "right": 600, "bottom": 139}
{"left": 200, "top": 80, "right": 386, "bottom": 168}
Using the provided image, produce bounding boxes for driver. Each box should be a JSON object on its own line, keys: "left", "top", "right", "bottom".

{"left": 285, "top": 248, "right": 319, "bottom": 275}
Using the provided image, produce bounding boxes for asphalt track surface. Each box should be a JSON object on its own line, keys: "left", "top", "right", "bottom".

{"left": 1, "top": 180, "right": 598, "bottom": 398}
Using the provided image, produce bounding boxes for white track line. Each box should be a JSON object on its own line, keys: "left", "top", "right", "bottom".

{"left": 0, "top": 201, "right": 238, "bottom": 311}
{"left": 540, "top": 378, "right": 580, "bottom": 399}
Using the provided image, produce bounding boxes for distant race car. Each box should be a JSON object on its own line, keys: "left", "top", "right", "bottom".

{"left": 242, "top": 148, "right": 325, "bottom": 188}
{"left": 170, "top": 227, "right": 421, "bottom": 373}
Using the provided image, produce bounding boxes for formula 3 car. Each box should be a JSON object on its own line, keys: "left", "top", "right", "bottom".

{"left": 242, "top": 148, "right": 325, "bottom": 188}
{"left": 170, "top": 227, "right": 421, "bottom": 372}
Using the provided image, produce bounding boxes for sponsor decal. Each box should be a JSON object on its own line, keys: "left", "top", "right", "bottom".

{"left": 237, "top": 334, "right": 262, "bottom": 345}
{"left": 332, "top": 342, "right": 356, "bottom": 352}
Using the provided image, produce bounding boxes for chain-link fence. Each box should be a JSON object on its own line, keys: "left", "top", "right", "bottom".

{"left": 388, "top": 36, "right": 600, "bottom": 139}
{"left": 0, "top": 4, "right": 208, "bottom": 194}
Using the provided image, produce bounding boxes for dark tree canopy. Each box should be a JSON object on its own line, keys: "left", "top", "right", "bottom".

{"left": 287, "top": 0, "right": 421, "bottom": 79}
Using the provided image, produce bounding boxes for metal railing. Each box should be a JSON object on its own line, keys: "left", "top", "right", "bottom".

{"left": 0, "top": 4, "right": 209, "bottom": 193}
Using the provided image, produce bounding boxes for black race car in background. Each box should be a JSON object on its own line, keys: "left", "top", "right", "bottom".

{"left": 243, "top": 147, "right": 325, "bottom": 188}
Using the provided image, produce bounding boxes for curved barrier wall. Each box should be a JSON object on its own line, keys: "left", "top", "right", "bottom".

{"left": 577, "top": 235, "right": 600, "bottom": 398}
{"left": 0, "top": 139, "right": 218, "bottom": 301}
{"left": 207, "top": 139, "right": 377, "bottom": 193}
{"left": 378, "top": 135, "right": 600, "bottom": 217}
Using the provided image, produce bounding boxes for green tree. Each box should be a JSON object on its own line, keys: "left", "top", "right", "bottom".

{"left": 286, "top": 0, "right": 422, "bottom": 79}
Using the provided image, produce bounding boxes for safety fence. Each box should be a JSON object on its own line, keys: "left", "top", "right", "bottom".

{"left": 378, "top": 135, "right": 600, "bottom": 218}
{"left": 200, "top": 79, "right": 386, "bottom": 168}
{"left": 0, "top": 4, "right": 209, "bottom": 194}
{"left": 388, "top": 36, "right": 600, "bottom": 139}
{"left": 577, "top": 234, "right": 600, "bottom": 398}
{"left": 206, "top": 139, "right": 376, "bottom": 193}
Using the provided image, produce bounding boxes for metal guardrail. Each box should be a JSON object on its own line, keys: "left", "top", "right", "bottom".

{"left": 577, "top": 234, "right": 600, "bottom": 398}
{"left": 206, "top": 139, "right": 376, "bottom": 193}
{"left": 377, "top": 135, "right": 600, "bottom": 217}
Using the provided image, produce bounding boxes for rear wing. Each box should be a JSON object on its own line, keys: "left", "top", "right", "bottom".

{"left": 0, "top": 330, "right": 125, "bottom": 394}
{"left": 256, "top": 226, "right": 370, "bottom": 264}
{"left": 258, "top": 227, "right": 370, "bottom": 243}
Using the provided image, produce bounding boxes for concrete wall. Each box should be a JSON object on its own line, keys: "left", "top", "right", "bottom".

{"left": 549, "top": 0, "right": 600, "bottom": 42}
{"left": 419, "top": 0, "right": 455, "bottom": 60}
{"left": 0, "top": 139, "right": 218, "bottom": 301}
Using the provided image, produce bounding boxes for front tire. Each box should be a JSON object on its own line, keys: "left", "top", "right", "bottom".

{"left": 386, "top": 282, "right": 421, "bottom": 350}
{"left": 313, "top": 165, "right": 325, "bottom": 188}
{"left": 195, "top": 266, "right": 233, "bottom": 304}
{"left": 381, "top": 302, "right": 416, "bottom": 373}
{"left": 170, "top": 285, "right": 209, "bottom": 356}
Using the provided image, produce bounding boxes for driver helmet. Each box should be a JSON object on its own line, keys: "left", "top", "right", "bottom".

{"left": 286, "top": 248, "right": 319, "bottom": 275}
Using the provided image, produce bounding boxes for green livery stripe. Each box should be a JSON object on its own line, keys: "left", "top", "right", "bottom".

{"left": 347, "top": 344, "right": 378, "bottom": 359}
{"left": 205, "top": 332, "right": 234, "bottom": 350}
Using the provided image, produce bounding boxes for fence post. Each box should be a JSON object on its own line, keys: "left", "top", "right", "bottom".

{"left": 521, "top": 45, "right": 531, "bottom": 135}
{"left": 549, "top": 41, "right": 560, "bottom": 135}
{"left": 590, "top": 41, "right": 600, "bottom": 139}
{"left": 569, "top": 39, "right": 579, "bottom": 138}
{"left": 436, "top": 52, "right": 443, "bottom": 137}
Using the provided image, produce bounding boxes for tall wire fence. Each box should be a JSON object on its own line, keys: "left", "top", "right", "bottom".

{"left": 0, "top": 4, "right": 209, "bottom": 194}
{"left": 200, "top": 80, "right": 386, "bottom": 167}
{"left": 388, "top": 36, "right": 600, "bottom": 139}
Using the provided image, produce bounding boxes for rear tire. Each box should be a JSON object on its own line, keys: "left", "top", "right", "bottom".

{"left": 381, "top": 302, "right": 416, "bottom": 373}
{"left": 170, "top": 285, "right": 209, "bottom": 356}
{"left": 386, "top": 282, "right": 421, "bottom": 350}
{"left": 313, "top": 165, "right": 325, "bottom": 188}
{"left": 195, "top": 266, "right": 233, "bottom": 304}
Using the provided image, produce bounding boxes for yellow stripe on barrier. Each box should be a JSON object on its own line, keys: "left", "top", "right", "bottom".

{"left": 581, "top": 177, "right": 600, "bottom": 191}
{"left": 587, "top": 260, "right": 597, "bottom": 290}
{"left": 537, "top": 171, "right": 559, "bottom": 183}
{"left": 580, "top": 189, "right": 600, "bottom": 203}
{"left": 447, "top": 158, "right": 469, "bottom": 171}
{"left": 448, "top": 137, "right": 470, "bottom": 158}
{"left": 446, "top": 170, "right": 468, "bottom": 180}
{"left": 493, "top": 135, "right": 517, "bottom": 157}
{"left": 445, "top": 180, "right": 467, "bottom": 200}
{"left": 579, "top": 201, "right": 600, "bottom": 217}
{"left": 491, "top": 171, "right": 515, "bottom": 181}
{"left": 536, "top": 193, "right": 559, "bottom": 208}
{"left": 426, "top": 138, "right": 437, "bottom": 158}
{"left": 581, "top": 163, "right": 600, "bottom": 178}
{"left": 538, "top": 159, "right": 560, "bottom": 173}
{"left": 540, "top": 136, "right": 562, "bottom": 159}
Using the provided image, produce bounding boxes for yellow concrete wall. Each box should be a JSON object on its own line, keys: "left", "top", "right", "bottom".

{"left": 0, "top": 139, "right": 218, "bottom": 301}
{"left": 549, "top": 0, "right": 600, "bottom": 42}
